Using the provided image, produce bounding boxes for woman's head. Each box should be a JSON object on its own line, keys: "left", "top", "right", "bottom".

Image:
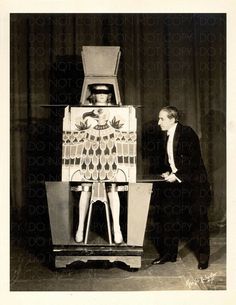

{"left": 88, "top": 84, "right": 112, "bottom": 105}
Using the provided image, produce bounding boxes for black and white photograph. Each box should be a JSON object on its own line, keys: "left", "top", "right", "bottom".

{"left": 2, "top": 0, "right": 236, "bottom": 304}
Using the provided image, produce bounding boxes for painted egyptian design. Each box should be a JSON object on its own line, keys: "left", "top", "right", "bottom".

{"left": 62, "top": 106, "right": 137, "bottom": 182}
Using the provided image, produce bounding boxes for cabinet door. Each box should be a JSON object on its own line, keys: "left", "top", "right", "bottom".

{"left": 62, "top": 106, "right": 137, "bottom": 183}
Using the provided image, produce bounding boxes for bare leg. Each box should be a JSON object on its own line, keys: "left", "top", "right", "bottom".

{"left": 108, "top": 185, "right": 123, "bottom": 244}
{"left": 75, "top": 190, "right": 91, "bottom": 243}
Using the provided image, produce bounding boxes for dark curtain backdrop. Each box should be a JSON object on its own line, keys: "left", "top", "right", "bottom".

{"left": 10, "top": 14, "right": 226, "bottom": 237}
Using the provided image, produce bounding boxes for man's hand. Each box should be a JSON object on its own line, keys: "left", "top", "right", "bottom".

{"left": 164, "top": 173, "right": 177, "bottom": 183}
{"left": 161, "top": 172, "right": 170, "bottom": 178}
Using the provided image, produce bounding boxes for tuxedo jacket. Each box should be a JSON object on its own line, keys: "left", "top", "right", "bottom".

{"left": 161, "top": 122, "right": 211, "bottom": 206}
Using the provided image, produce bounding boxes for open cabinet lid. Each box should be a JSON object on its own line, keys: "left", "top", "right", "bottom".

{"left": 82, "top": 46, "right": 121, "bottom": 76}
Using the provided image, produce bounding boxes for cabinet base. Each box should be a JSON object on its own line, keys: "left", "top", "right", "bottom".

{"left": 53, "top": 245, "right": 143, "bottom": 269}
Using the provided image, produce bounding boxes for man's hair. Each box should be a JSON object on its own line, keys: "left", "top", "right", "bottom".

{"left": 161, "top": 106, "right": 179, "bottom": 122}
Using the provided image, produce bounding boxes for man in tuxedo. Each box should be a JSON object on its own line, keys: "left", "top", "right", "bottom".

{"left": 152, "top": 106, "right": 211, "bottom": 270}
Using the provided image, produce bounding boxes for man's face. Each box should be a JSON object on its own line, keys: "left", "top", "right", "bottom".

{"left": 158, "top": 110, "right": 175, "bottom": 131}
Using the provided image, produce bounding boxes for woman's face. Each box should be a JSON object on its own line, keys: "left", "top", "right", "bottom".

{"left": 95, "top": 92, "right": 109, "bottom": 105}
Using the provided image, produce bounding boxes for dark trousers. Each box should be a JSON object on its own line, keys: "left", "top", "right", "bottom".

{"left": 155, "top": 181, "right": 210, "bottom": 258}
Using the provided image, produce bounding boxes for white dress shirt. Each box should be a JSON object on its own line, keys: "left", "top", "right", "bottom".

{"left": 167, "top": 123, "right": 181, "bottom": 182}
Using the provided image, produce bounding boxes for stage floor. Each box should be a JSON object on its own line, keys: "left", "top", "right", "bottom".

{"left": 10, "top": 230, "right": 226, "bottom": 291}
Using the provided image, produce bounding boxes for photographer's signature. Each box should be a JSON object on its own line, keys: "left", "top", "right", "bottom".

{"left": 186, "top": 272, "right": 217, "bottom": 288}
